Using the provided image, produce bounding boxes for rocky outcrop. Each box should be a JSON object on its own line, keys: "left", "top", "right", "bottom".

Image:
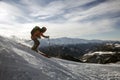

{"left": 81, "top": 51, "right": 120, "bottom": 64}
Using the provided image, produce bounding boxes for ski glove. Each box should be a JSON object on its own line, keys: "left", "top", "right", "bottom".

{"left": 45, "top": 36, "right": 49, "bottom": 38}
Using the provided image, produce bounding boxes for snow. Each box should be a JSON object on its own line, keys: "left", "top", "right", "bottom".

{"left": 115, "top": 43, "right": 120, "bottom": 48}
{"left": 51, "top": 58, "right": 120, "bottom": 80}
{"left": 12, "top": 47, "right": 40, "bottom": 65}
{"left": 0, "top": 36, "right": 120, "bottom": 80}
{"left": 85, "top": 51, "right": 116, "bottom": 56}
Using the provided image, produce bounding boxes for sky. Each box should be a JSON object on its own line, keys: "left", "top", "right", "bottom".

{"left": 0, "top": 0, "right": 120, "bottom": 40}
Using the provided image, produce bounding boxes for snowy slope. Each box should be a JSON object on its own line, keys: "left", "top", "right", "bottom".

{"left": 0, "top": 36, "right": 120, "bottom": 80}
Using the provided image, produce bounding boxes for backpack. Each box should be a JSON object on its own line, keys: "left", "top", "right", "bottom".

{"left": 31, "top": 26, "right": 41, "bottom": 36}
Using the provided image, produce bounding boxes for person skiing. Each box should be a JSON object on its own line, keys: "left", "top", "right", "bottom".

{"left": 31, "top": 26, "right": 49, "bottom": 52}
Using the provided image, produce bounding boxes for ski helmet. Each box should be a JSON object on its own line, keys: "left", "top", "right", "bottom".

{"left": 40, "top": 27, "right": 47, "bottom": 33}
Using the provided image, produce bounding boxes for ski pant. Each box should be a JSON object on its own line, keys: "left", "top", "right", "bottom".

{"left": 31, "top": 38, "right": 40, "bottom": 52}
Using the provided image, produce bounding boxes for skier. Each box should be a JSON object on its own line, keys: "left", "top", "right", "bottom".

{"left": 31, "top": 26, "right": 49, "bottom": 52}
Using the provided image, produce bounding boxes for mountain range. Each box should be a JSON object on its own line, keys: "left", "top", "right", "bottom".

{"left": 23, "top": 37, "right": 107, "bottom": 47}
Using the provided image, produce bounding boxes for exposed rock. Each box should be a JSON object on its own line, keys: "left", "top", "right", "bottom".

{"left": 81, "top": 51, "right": 120, "bottom": 64}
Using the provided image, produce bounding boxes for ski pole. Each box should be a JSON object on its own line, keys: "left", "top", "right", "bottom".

{"left": 47, "top": 37, "right": 51, "bottom": 55}
{"left": 48, "top": 37, "right": 50, "bottom": 48}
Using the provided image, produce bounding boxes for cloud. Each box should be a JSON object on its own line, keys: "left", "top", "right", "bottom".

{"left": 0, "top": 0, "right": 120, "bottom": 40}
{"left": 0, "top": 1, "right": 33, "bottom": 24}
{"left": 0, "top": 2, "right": 18, "bottom": 24}
{"left": 47, "top": 19, "right": 114, "bottom": 38}
{"left": 64, "top": 0, "right": 120, "bottom": 22}
{"left": 17, "top": 0, "right": 95, "bottom": 21}
{"left": 0, "top": 0, "right": 98, "bottom": 23}
{"left": 1, "top": 0, "right": 120, "bottom": 23}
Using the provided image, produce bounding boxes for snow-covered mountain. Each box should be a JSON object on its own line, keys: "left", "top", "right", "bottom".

{"left": 0, "top": 36, "right": 120, "bottom": 80}
{"left": 23, "top": 37, "right": 104, "bottom": 47}
{"left": 50, "top": 37, "right": 103, "bottom": 45}
{"left": 14, "top": 37, "right": 120, "bottom": 47}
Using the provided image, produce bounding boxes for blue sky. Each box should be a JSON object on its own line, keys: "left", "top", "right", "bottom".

{"left": 0, "top": 0, "right": 120, "bottom": 40}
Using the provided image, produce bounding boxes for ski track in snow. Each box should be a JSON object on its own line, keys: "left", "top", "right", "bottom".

{"left": 0, "top": 36, "right": 120, "bottom": 80}
{"left": 12, "top": 47, "right": 40, "bottom": 65}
